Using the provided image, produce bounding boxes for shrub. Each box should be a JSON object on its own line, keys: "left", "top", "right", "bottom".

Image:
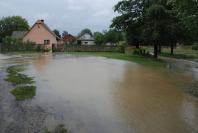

{"left": 133, "top": 48, "right": 150, "bottom": 56}
{"left": 1, "top": 36, "right": 38, "bottom": 52}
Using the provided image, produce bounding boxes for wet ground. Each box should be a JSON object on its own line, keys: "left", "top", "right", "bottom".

{"left": 0, "top": 53, "right": 198, "bottom": 133}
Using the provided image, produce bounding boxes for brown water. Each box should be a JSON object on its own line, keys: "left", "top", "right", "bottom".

{"left": 1, "top": 53, "right": 198, "bottom": 133}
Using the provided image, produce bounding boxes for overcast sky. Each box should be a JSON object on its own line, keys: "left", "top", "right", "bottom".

{"left": 0, "top": 0, "right": 120, "bottom": 35}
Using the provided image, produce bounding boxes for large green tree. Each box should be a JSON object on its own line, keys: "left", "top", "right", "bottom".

{"left": 0, "top": 16, "right": 29, "bottom": 42}
{"left": 111, "top": 0, "right": 144, "bottom": 48}
{"left": 111, "top": 0, "right": 186, "bottom": 58}
{"left": 169, "top": 0, "right": 198, "bottom": 43}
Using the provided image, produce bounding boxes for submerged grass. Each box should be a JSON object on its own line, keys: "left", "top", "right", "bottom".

{"left": 5, "top": 73, "right": 34, "bottom": 85}
{"left": 6, "top": 65, "right": 24, "bottom": 75}
{"left": 66, "top": 52, "right": 166, "bottom": 67}
{"left": 11, "top": 86, "right": 36, "bottom": 101}
{"left": 5, "top": 65, "right": 36, "bottom": 101}
{"left": 41, "top": 124, "right": 68, "bottom": 133}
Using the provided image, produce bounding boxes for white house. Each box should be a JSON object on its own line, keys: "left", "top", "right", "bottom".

{"left": 77, "top": 33, "right": 95, "bottom": 45}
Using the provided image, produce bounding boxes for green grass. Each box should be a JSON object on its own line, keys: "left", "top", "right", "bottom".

{"left": 11, "top": 86, "right": 36, "bottom": 101}
{"left": 5, "top": 65, "right": 34, "bottom": 85}
{"left": 145, "top": 46, "right": 198, "bottom": 60}
{"left": 66, "top": 52, "right": 166, "bottom": 67}
{"left": 5, "top": 65, "right": 36, "bottom": 101}
{"left": 6, "top": 65, "right": 24, "bottom": 75}
{"left": 5, "top": 73, "right": 34, "bottom": 85}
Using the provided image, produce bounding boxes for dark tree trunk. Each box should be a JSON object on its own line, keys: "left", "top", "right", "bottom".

{"left": 154, "top": 44, "right": 158, "bottom": 58}
{"left": 171, "top": 44, "right": 174, "bottom": 55}
{"left": 158, "top": 45, "right": 162, "bottom": 54}
{"left": 136, "top": 44, "right": 140, "bottom": 49}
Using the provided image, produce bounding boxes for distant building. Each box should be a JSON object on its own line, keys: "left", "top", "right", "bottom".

{"left": 22, "top": 20, "right": 63, "bottom": 50}
{"left": 77, "top": 33, "right": 95, "bottom": 45}
{"left": 62, "top": 34, "right": 76, "bottom": 45}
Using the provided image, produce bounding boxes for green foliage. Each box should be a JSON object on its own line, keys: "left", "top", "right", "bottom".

{"left": 111, "top": 0, "right": 186, "bottom": 58}
{"left": 0, "top": 16, "right": 29, "bottom": 42}
{"left": 79, "top": 28, "right": 93, "bottom": 36}
{"left": 94, "top": 30, "right": 124, "bottom": 45}
{"left": 94, "top": 32, "right": 105, "bottom": 45}
{"left": 133, "top": 48, "right": 150, "bottom": 56}
{"left": 192, "top": 44, "right": 198, "bottom": 50}
{"left": 1, "top": 36, "right": 38, "bottom": 52}
{"left": 53, "top": 29, "right": 61, "bottom": 38}
{"left": 169, "top": 0, "right": 198, "bottom": 42}
{"left": 11, "top": 86, "right": 36, "bottom": 101}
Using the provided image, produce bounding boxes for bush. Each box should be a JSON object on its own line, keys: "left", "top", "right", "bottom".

{"left": 133, "top": 48, "right": 150, "bottom": 56}
{"left": 1, "top": 36, "right": 38, "bottom": 52}
{"left": 192, "top": 44, "right": 198, "bottom": 50}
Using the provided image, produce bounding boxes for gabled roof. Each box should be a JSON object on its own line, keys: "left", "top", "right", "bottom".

{"left": 12, "top": 31, "right": 27, "bottom": 39}
{"left": 23, "top": 20, "right": 61, "bottom": 40}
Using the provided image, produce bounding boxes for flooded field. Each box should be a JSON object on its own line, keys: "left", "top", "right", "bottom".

{"left": 0, "top": 53, "right": 198, "bottom": 133}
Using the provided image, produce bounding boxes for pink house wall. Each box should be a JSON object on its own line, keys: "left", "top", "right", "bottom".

{"left": 23, "top": 23, "right": 57, "bottom": 49}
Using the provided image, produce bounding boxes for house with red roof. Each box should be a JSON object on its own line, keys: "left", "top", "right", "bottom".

{"left": 23, "top": 20, "right": 64, "bottom": 50}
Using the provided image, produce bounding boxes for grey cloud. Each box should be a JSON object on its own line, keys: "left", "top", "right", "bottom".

{"left": 0, "top": 0, "right": 120, "bottom": 35}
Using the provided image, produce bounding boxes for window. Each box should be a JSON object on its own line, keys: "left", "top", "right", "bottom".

{"left": 44, "top": 40, "right": 50, "bottom": 45}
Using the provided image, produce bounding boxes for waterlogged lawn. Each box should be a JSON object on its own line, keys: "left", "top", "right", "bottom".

{"left": 145, "top": 46, "right": 198, "bottom": 60}
{"left": 65, "top": 52, "right": 166, "bottom": 67}
{"left": 11, "top": 86, "right": 36, "bottom": 101}
{"left": 5, "top": 65, "right": 36, "bottom": 101}
{"left": 5, "top": 73, "right": 34, "bottom": 85}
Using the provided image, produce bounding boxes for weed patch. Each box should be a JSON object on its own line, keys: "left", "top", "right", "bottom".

{"left": 11, "top": 86, "right": 36, "bottom": 101}
{"left": 41, "top": 124, "right": 68, "bottom": 133}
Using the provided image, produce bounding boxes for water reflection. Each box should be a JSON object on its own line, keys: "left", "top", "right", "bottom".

{"left": 1, "top": 53, "right": 198, "bottom": 133}
{"left": 113, "top": 63, "right": 198, "bottom": 133}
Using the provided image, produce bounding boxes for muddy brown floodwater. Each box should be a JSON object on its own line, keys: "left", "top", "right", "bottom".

{"left": 0, "top": 53, "right": 198, "bottom": 133}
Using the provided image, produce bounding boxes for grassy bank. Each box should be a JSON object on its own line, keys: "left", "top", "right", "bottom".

{"left": 65, "top": 52, "right": 166, "bottom": 67}
{"left": 145, "top": 46, "right": 198, "bottom": 60}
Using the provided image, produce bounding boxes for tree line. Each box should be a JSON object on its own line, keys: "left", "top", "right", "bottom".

{"left": 111, "top": 0, "right": 198, "bottom": 58}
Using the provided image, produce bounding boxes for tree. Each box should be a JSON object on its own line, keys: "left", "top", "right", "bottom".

{"left": 111, "top": 0, "right": 144, "bottom": 48}
{"left": 103, "top": 30, "right": 124, "bottom": 45}
{"left": 112, "top": 0, "right": 185, "bottom": 58}
{"left": 169, "top": 0, "right": 198, "bottom": 43}
{"left": 0, "top": 16, "right": 29, "bottom": 42}
{"left": 53, "top": 29, "right": 61, "bottom": 38}
{"left": 62, "top": 31, "right": 68, "bottom": 37}
{"left": 94, "top": 32, "right": 105, "bottom": 45}
{"left": 79, "top": 28, "right": 93, "bottom": 36}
